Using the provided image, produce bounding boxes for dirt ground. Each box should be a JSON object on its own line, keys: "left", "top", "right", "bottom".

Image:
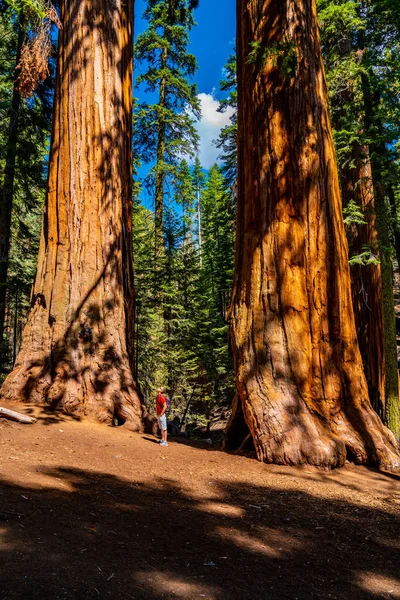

{"left": 0, "top": 401, "right": 399, "bottom": 600}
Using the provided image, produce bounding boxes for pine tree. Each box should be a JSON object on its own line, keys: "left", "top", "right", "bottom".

{"left": 0, "top": 3, "right": 53, "bottom": 367}
{"left": 216, "top": 53, "right": 237, "bottom": 198}
{"left": 134, "top": 0, "right": 200, "bottom": 272}
{"left": 132, "top": 199, "right": 165, "bottom": 406}
{"left": 194, "top": 164, "right": 234, "bottom": 421}
{"left": 192, "top": 156, "right": 205, "bottom": 265}
{"left": 133, "top": 161, "right": 200, "bottom": 412}
{"left": 0, "top": 11, "right": 23, "bottom": 347}
{"left": 133, "top": 161, "right": 235, "bottom": 429}
{"left": 133, "top": 0, "right": 201, "bottom": 414}
{"left": 163, "top": 197, "right": 199, "bottom": 401}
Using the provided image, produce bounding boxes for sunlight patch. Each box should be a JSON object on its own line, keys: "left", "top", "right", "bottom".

{"left": 196, "top": 502, "right": 244, "bottom": 517}
{"left": 216, "top": 526, "right": 304, "bottom": 558}
{"left": 135, "top": 571, "right": 220, "bottom": 599}
{"left": 373, "top": 537, "right": 400, "bottom": 550}
{"left": 356, "top": 572, "right": 400, "bottom": 597}
{"left": 0, "top": 527, "right": 8, "bottom": 544}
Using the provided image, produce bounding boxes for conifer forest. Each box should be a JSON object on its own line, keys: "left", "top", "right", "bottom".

{"left": 1, "top": 1, "right": 400, "bottom": 599}
{"left": 1, "top": 0, "right": 400, "bottom": 470}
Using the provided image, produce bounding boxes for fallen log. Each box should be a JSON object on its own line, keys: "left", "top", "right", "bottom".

{"left": 0, "top": 407, "right": 37, "bottom": 424}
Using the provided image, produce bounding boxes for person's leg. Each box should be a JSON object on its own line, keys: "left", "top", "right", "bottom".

{"left": 161, "top": 414, "right": 168, "bottom": 444}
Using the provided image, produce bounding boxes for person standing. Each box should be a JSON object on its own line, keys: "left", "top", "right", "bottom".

{"left": 156, "top": 387, "right": 168, "bottom": 446}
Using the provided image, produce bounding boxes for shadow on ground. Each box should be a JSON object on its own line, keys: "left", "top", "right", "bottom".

{"left": 20, "top": 405, "right": 83, "bottom": 426}
{"left": 0, "top": 465, "right": 399, "bottom": 599}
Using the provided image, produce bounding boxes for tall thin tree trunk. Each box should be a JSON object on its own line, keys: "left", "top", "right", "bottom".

{"left": 229, "top": 0, "right": 400, "bottom": 470}
{"left": 388, "top": 185, "right": 400, "bottom": 270}
{"left": 13, "top": 287, "right": 18, "bottom": 365}
{"left": 155, "top": 45, "right": 168, "bottom": 271}
{"left": 0, "top": 0, "right": 144, "bottom": 427}
{"left": 373, "top": 173, "right": 400, "bottom": 435}
{"left": 197, "top": 188, "right": 202, "bottom": 267}
{"left": 0, "top": 18, "right": 24, "bottom": 344}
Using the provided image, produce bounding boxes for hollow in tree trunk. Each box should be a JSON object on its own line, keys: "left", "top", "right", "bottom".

{"left": 0, "top": 0, "right": 144, "bottom": 428}
{"left": 228, "top": 0, "right": 400, "bottom": 470}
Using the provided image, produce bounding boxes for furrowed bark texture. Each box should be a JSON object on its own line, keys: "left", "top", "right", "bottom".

{"left": 230, "top": 0, "right": 400, "bottom": 470}
{"left": 0, "top": 0, "right": 144, "bottom": 428}
{"left": 340, "top": 151, "right": 385, "bottom": 418}
{"left": 359, "top": 33, "right": 400, "bottom": 438}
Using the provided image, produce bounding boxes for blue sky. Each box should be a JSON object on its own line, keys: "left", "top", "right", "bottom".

{"left": 134, "top": 0, "right": 236, "bottom": 171}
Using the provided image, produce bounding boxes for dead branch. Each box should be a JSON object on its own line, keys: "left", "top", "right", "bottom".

{"left": 0, "top": 406, "right": 37, "bottom": 424}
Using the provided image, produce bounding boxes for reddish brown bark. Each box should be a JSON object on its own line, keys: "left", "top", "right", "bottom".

{"left": 0, "top": 0, "right": 144, "bottom": 428}
{"left": 341, "top": 151, "right": 385, "bottom": 418}
{"left": 229, "top": 0, "right": 400, "bottom": 470}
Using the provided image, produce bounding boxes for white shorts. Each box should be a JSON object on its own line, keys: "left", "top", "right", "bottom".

{"left": 157, "top": 414, "right": 167, "bottom": 431}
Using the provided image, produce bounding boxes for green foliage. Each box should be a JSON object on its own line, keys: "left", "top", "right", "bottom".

{"left": 318, "top": 0, "right": 400, "bottom": 243}
{"left": 134, "top": 0, "right": 200, "bottom": 193}
{"left": 343, "top": 199, "right": 367, "bottom": 226}
{"left": 319, "top": 0, "right": 400, "bottom": 430}
{"left": 4, "top": 0, "right": 46, "bottom": 19}
{"left": 0, "top": 5, "right": 52, "bottom": 366}
{"left": 195, "top": 164, "right": 234, "bottom": 412}
{"left": 348, "top": 247, "right": 380, "bottom": 268}
{"left": 318, "top": 0, "right": 400, "bottom": 167}
{"left": 132, "top": 200, "right": 164, "bottom": 404}
{"left": 133, "top": 164, "right": 235, "bottom": 427}
{"left": 132, "top": 1, "right": 235, "bottom": 426}
{"left": 247, "top": 37, "right": 297, "bottom": 78}
{"left": 318, "top": 0, "right": 364, "bottom": 38}
{"left": 215, "top": 53, "right": 237, "bottom": 196}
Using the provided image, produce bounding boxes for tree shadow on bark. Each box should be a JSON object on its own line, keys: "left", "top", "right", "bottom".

{"left": 1, "top": 246, "right": 141, "bottom": 426}
{"left": 228, "top": 0, "right": 400, "bottom": 470}
{"left": 0, "top": 0, "right": 152, "bottom": 430}
{"left": 0, "top": 465, "right": 399, "bottom": 599}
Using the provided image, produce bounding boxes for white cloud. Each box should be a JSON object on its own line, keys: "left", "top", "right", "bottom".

{"left": 193, "top": 92, "right": 235, "bottom": 170}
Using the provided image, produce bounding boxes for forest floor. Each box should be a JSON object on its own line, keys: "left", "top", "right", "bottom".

{"left": 0, "top": 402, "right": 400, "bottom": 600}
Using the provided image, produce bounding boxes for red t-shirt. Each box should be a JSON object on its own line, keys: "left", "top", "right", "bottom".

{"left": 156, "top": 393, "right": 166, "bottom": 415}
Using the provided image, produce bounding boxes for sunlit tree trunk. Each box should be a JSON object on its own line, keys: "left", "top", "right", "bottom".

{"left": 229, "top": 0, "right": 400, "bottom": 469}
{"left": 0, "top": 0, "right": 144, "bottom": 427}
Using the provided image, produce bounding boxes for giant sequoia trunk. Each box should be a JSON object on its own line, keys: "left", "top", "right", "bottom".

{"left": 0, "top": 0, "right": 144, "bottom": 427}
{"left": 229, "top": 0, "right": 400, "bottom": 470}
